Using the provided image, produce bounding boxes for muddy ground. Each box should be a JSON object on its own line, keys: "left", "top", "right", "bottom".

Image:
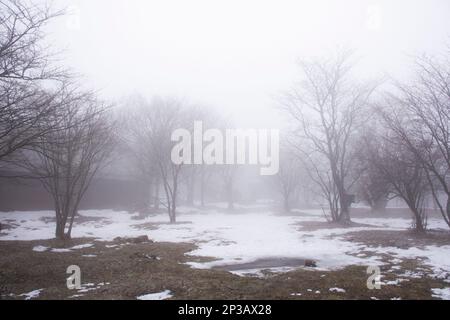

{"left": 0, "top": 234, "right": 449, "bottom": 300}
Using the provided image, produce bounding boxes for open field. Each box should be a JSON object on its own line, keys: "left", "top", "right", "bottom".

{"left": 1, "top": 204, "right": 450, "bottom": 300}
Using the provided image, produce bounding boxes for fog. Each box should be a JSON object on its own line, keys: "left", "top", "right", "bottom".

{"left": 2, "top": 0, "right": 450, "bottom": 301}
{"left": 44, "top": 0, "right": 450, "bottom": 128}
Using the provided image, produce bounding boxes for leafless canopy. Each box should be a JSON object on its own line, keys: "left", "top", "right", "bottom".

{"left": 282, "top": 50, "right": 376, "bottom": 222}
{"left": 20, "top": 90, "right": 114, "bottom": 239}
{"left": 0, "top": 0, "right": 66, "bottom": 170}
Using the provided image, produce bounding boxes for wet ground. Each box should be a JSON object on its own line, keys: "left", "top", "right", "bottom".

{"left": 214, "top": 257, "right": 308, "bottom": 272}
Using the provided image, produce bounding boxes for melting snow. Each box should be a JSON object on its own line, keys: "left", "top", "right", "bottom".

{"left": 329, "top": 287, "right": 346, "bottom": 293}
{"left": 32, "top": 243, "right": 94, "bottom": 253}
{"left": 431, "top": 287, "right": 450, "bottom": 300}
{"left": 137, "top": 290, "right": 173, "bottom": 300}
{"left": 1, "top": 206, "right": 450, "bottom": 279}
{"left": 20, "top": 289, "right": 43, "bottom": 300}
{"left": 32, "top": 245, "right": 48, "bottom": 252}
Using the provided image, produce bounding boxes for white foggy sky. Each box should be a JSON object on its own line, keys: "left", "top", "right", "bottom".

{"left": 44, "top": 0, "right": 450, "bottom": 128}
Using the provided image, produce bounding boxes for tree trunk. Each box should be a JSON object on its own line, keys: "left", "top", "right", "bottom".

{"left": 169, "top": 197, "right": 177, "bottom": 223}
{"left": 445, "top": 196, "right": 450, "bottom": 227}
{"left": 412, "top": 209, "right": 426, "bottom": 233}
{"left": 169, "top": 208, "right": 176, "bottom": 223}
{"left": 66, "top": 207, "right": 79, "bottom": 240}
{"left": 55, "top": 220, "right": 65, "bottom": 240}
{"left": 55, "top": 208, "right": 69, "bottom": 240}
{"left": 338, "top": 188, "right": 351, "bottom": 223}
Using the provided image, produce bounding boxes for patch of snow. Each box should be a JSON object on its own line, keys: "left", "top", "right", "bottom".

{"left": 137, "top": 290, "right": 173, "bottom": 300}
{"left": 329, "top": 287, "right": 346, "bottom": 293}
{"left": 2, "top": 206, "right": 450, "bottom": 279}
{"left": 75, "top": 282, "right": 108, "bottom": 293}
{"left": 431, "top": 287, "right": 450, "bottom": 300}
{"left": 50, "top": 248, "right": 71, "bottom": 253}
{"left": 33, "top": 243, "right": 94, "bottom": 253}
{"left": 20, "top": 289, "right": 43, "bottom": 300}
{"left": 229, "top": 269, "right": 265, "bottom": 277}
{"left": 390, "top": 258, "right": 402, "bottom": 264}
{"left": 32, "top": 245, "right": 48, "bottom": 252}
{"left": 77, "top": 284, "right": 96, "bottom": 293}
{"left": 229, "top": 266, "right": 296, "bottom": 277}
{"left": 71, "top": 243, "right": 94, "bottom": 250}
{"left": 147, "top": 212, "right": 384, "bottom": 270}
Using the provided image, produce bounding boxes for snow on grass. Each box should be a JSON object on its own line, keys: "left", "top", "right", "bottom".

{"left": 71, "top": 243, "right": 94, "bottom": 249}
{"left": 383, "top": 279, "right": 408, "bottom": 286}
{"left": 145, "top": 211, "right": 385, "bottom": 270}
{"left": 431, "top": 287, "right": 450, "bottom": 300}
{"left": 137, "top": 290, "right": 173, "bottom": 300}
{"left": 76, "top": 282, "right": 109, "bottom": 293}
{"left": 2, "top": 205, "right": 450, "bottom": 279}
{"left": 32, "top": 245, "right": 48, "bottom": 252}
{"left": 20, "top": 289, "right": 43, "bottom": 300}
{"left": 32, "top": 243, "right": 94, "bottom": 253}
{"left": 329, "top": 287, "right": 346, "bottom": 293}
{"left": 51, "top": 248, "right": 72, "bottom": 253}
{"left": 229, "top": 266, "right": 298, "bottom": 277}
{"left": 0, "top": 210, "right": 148, "bottom": 241}
{"left": 358, "top": 244, "right": 450, "bottom": 281}
{"left": 2, "top": 208, "right": 374, "bottom": 269}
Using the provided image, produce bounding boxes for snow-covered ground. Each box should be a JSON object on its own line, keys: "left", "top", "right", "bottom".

{"left": 1, "top": 204, "right": 450, "bottom": 289}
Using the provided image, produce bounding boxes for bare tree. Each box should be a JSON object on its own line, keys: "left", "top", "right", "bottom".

{"left": 0, "top": 0, "right": 66, "bottom": 167}
{"left": 355, "top": 127, "right": 392, "bottom": 212}
{"left": 383, "top": 52, "right": 450, "bottom": 228}
{"left": 282, "top": 50, "right": 376, "bottom": 222}
{"left": 365, "top": 129, "right": 428, "bottom": 232}
{"left": 356, "top": 164, "right": 392, "bottom": 212}
{"left": 119, "top": 95, "right": 159, "bottom": 213}
{"left": 126, "top": 96, "right": 188, "bottom": 223}
{"left": 19, "top": 89, "right": 114, "bottom": 239}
